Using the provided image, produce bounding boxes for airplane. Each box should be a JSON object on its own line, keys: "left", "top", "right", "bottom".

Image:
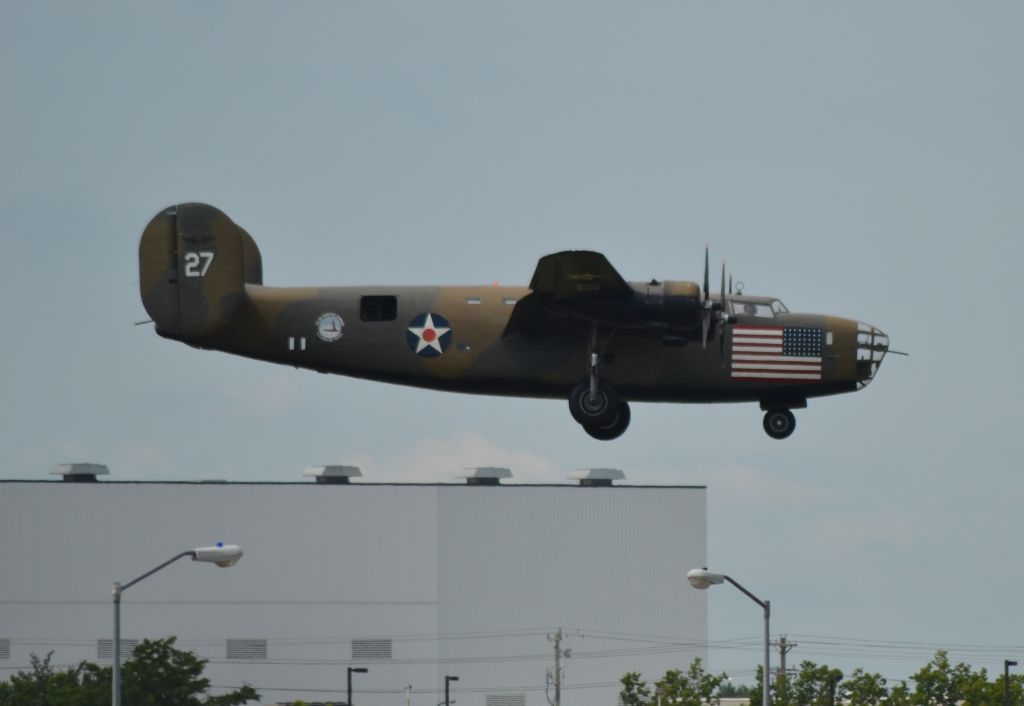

{"left": 138, "top": 203, "right": 895, "bottom": 441}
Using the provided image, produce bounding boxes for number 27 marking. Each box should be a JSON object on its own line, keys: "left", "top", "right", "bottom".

{"left": 184, "top": 251, "right": 214, "bottom": 277}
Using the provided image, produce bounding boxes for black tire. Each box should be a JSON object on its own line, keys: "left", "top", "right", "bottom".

{"left": 568, "top": 379, "right": 619, "bottom": 427}
{"left": 763, "top": 408, "right": 796, "bottom": 439}
{"left": 583, "top": 402, "right": 631, "bottom": 441}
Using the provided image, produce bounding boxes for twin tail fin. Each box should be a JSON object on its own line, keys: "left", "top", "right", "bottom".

{"left": 138, "top": 203, "right": 262, "bottom": 338}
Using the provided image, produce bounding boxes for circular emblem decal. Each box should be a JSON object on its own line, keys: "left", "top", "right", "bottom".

{"left": 406, "top": 312, "right": 452, "bottom": 357}
{"left": 316, "top": 313, "right": 344, "bottom": 342}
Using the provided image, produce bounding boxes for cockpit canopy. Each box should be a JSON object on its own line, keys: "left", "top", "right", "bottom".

{"left": 725, "top": 296, "right": 789, "bottom": 318}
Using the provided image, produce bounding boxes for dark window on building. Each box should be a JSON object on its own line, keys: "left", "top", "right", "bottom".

{"left": 0, "top": 639, "right": 9, "bottom": 659}
{"left": 351, "top": 638, "right": 392, "bottom": 659}
{"left": 226, "top": 639, "right": 268, "bottom": 660}
{"left": 97, "top": 639, "right": 138, "bottom": 660}
{"left": 486, "top": 696, "right": 526, "bottom": 706}
{"left": 360, "top": 296, "right": 397, "bottom": 322}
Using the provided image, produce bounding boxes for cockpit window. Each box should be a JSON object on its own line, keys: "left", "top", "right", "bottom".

{"left": 728, "top": 298, "right": 788, "bottom": 318}
{"left": 730, "top": 300, "right": 774, "bottom": 318}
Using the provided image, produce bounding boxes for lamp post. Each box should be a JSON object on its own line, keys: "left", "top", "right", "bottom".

{"left": 112, "top": 544, "right": 243, "bottom": 706}
{"left": 445, "top": 675, "right": 459, "bottom": 706}
{"left": 1006, "top": 660, "right": 1018, "bottom": 706}
{"left": 687, "top": 568, "right": 770, "bottom": 706}
{"left": 347, "top": 667, "right": 368, "bottom": 705}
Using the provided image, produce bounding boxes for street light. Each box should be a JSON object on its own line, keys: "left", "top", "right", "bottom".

{"left": 445, "top": 675, "right": 459, "bottom": 706}
{"left": 347, "top": 667, "right": 368, "bottom": 706}
{"left": 687, "top": 568, "right": 770, "bottom": 706}
{"left": 1006, "top": 660, "right": 1018, "bottom": 706}
{"left": 112, "top": 544, "right": 243, "bottom": 706}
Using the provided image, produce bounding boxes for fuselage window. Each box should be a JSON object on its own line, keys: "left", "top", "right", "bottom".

{"left": 360, "top": 296, "right": 398, "bottom": 322}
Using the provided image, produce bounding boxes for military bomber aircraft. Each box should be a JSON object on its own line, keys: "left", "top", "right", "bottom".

{"left": 138, "top": 203, "right": 893, "bottom": 441}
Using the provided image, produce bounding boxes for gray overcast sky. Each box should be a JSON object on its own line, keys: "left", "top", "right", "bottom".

{"left": 2, "top": 0, "right": 1022, "bottom": 688}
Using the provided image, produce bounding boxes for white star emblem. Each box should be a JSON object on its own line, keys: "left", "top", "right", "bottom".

{"left": 407, "top": 313, "right": 452, "bottom": 355}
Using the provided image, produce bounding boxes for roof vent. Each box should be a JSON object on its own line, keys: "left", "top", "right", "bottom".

{"left": 303, "top": 465, "right": 363, "bottom": 484}
{"left": 569, "top": 468, "right": 625, "bottom": 487}
{"left": 50, "top": 463, "right": 109, "bottom": 483}
{"left": 457, "top": 467, "right": 512, "bottom": 486}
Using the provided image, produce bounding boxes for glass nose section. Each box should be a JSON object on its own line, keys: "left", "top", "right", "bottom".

{"left": 855, "top": 323, "right": 889, "bottom": 388}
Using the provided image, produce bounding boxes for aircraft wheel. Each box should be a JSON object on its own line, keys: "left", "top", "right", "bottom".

{"left": 569, "top": 379, "right": 619, "bottom": 427}
{"left": 763, "top": 408, "right": 796, "bottom": 440}
{"left": 583, "top": 402, "right": 631, "bottom": 441}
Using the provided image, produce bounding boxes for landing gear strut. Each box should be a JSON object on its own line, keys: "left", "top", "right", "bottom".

{"left": 763, "top": 408, "right": 796, "bottom": 440}
{"left": 567, "top": 324, "right": 629, "bottom": 439}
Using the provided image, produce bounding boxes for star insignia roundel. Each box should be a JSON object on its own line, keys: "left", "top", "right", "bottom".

{"left": 406, "top": 312, "right": 453, "bottom": 357}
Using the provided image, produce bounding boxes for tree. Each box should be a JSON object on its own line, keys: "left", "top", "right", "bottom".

{"left": 621, "top": 658, "right": 726, "bottom": 706}
{"left": 0, "top": 652, "right": 107, "bottom": 706}
{"left": 842, "top": 668, "right": 889, "bottom": 706}
{"left": 910, "top": 651, "right": 986, "bottom": 706}
{"left": 747, "top": 660, "right": 842, "bottom": 706}
{"left": 621, "top": 672, "right": 653, "bottom": 706}
{"left": 719, "top": 682, "right": 752, "bottom": 698}
{"left": 0, "top": 638, "right": 258, "bottom": 706}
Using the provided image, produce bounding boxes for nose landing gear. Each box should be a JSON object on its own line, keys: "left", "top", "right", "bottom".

{"left": 763, "top": 408, "right": 796, "bottom": 439}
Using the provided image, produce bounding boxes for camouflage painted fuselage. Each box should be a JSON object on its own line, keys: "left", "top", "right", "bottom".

{"left": 160, "top": 283, "right": 877, "bottom": 405}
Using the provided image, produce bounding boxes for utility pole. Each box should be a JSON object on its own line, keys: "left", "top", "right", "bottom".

{"left": 547, "top": 628, "right": 566, "bottom": 706}
{"left": 1006, "top": 660, "right": 1018, "bottom": 706}
{"left": 772, "top": 635, "right": 797, "bottom": 681}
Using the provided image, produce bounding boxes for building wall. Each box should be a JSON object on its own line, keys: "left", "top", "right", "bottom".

{"left": 0, "top": 481, "right": 706, "bottom": 706}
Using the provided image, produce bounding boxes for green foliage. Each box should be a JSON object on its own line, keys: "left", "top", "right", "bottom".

{"left": 719, "top": 682, "right": 751, "bottom": 698}
{"left": 738, "top": 652, "right": 1024, "bottom": 706}
{"left": 0, "top": 639, "right": 258, "bottom": 706}
{"left": 842, "top": 668, "right": 889, "bottom": 706}
{"left": 0, "top": 652, "right": 107, "bottom": 706}
{"left": 906, "top": 650, "right": 1016, "bottom": 706}
{"left": 620, "top": 658, "right": 726, "bottom": 706}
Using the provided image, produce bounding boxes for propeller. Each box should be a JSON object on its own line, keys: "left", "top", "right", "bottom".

{"left": 700, "top": 245, "right": 733, "bottom": 353}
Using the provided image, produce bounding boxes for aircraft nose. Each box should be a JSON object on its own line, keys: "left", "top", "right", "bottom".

{"left": 855, "top": 322, "right": 889, "bottom": 388}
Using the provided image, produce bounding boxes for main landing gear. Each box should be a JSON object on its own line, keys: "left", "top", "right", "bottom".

{"left": 568, "top": 325, "right": 630, "bottom": 440}
{"left": 568, "top": 379, "right": 631, "bottom": 440}
{"left": 763, "top": 408, "right": 796, "bottom": 440}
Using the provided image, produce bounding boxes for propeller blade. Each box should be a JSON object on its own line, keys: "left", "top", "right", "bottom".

{"left": 720, "top": 262, "right": 726, "bottom": 311}
{"left": 729, "top": 274, "right": 733, "bottom": 295}
{"left": 719, "top": 262, "right": 727, "bottom": 358}
{"left": 703, "top": 245, "right": 710, "bottom": 302}
{"left": 702, "top": 312, "right": 710, "bottom": 348}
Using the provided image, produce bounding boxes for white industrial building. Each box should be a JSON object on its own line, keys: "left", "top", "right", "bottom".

{"left": 0, "top": 466, "right": 708, "bottom": 706}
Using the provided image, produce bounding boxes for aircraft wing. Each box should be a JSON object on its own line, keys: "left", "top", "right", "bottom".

{"left": 504, "top": 251, "right": 633, "bottom": 337}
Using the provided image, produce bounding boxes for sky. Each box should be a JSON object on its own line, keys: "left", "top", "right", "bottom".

{"left": 2, "top": 0, "right": 1023, "bottom": 690}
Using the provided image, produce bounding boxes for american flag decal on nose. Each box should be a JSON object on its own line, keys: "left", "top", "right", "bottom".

{"left": 730, "top": 326, "right": 823, "bottom": 381}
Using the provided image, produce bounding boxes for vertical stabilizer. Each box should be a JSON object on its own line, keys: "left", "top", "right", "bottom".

{"left": 138, "top": 203, "right": 261, "bottom": 337}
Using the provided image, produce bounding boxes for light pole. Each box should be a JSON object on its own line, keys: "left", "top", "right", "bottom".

{"left": 347, "top": 666, "right": 368, "bottom": 705}
{"left": 112, "top": 544, "right": 243, "bottom": 706}
{"left": 687, "top": 568, "right": 770, "bottom": 706}
{"left": 1006, "top": 660, "right": 1018, "bottom": 706}
{"left": 445, "top": 675, "right": 459, "bottom": 706}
